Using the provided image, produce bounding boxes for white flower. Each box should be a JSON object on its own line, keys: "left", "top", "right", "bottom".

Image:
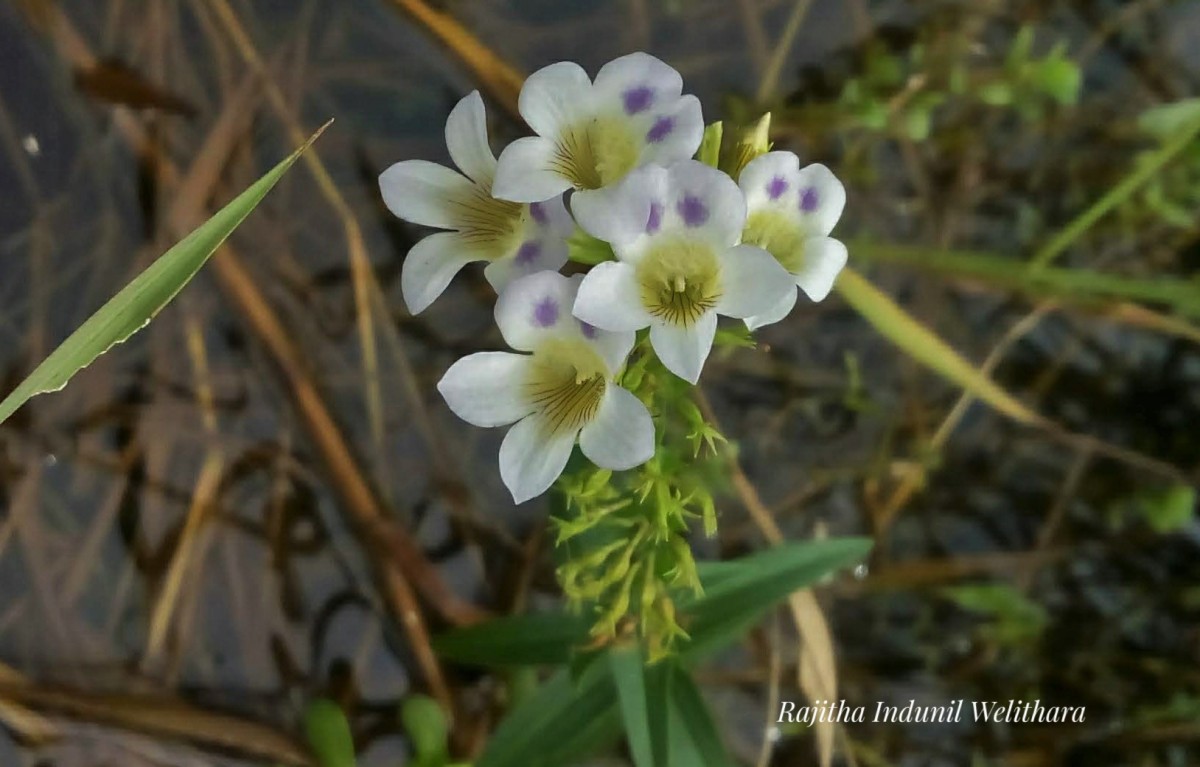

{"left": 438, "top": 271, "right": 655, "bottom": 504}
{"left": 492, "top": 53, "right": 704, "bottom": 207}
{"left": 379, "top": 91, "right": 575, "bottom": 314}
{"left": 571, "top": 160, "right": 793, "bottom": 384}
{"left": 736, "top": 152, "right": 848, "bottom": 330}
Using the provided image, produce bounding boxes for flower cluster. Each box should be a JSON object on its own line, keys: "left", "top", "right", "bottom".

{"left": 381, "top": 53, "right": 847, "bottom": 505}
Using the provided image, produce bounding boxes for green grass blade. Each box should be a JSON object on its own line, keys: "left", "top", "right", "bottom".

{"left": 302, "top": 698, "right": 357, "bottom": 767}
{"left": 0, "top": 122, "right": 330, "bottom": 426}
{"left": 850, "top": 241, "right": 1200, "bottom": 320}
{"left": 663, "top": 661, "right": 730, "bottom": 767}
{"left": 682, "top": 537, "right": 872, "bottom": 660}
{"left": 477, "top": 667, "right": 621, "bottom": 767}
{"left": 432, "top": 611, "right": 589, "bottom": 667}
{"left": 836, "top": 267, "right": 1043, "bottom": 426}
{"left": 608, "top": 645, "right": 656, "bottom": 767}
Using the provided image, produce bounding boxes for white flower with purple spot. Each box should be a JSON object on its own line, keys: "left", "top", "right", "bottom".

{"left": 570, "top": 160, "right": 793, "bottom": 384}
{"left": 438, "top": 271, "right": 654, "bottom": 504}
{"left": 491, "top": 52, "right": 704, "bottom": 208}
{"left": 736, "top": 153, "right": 848, "bottom": 329}
{"left": 379, "top": 91, "right": 575, "bottom": 314}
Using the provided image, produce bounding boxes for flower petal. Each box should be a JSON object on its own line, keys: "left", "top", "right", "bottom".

{"left": 585, "top": 325, "right": 636, "bottom": 374}
{"left": 573, "top": 261, "right": 654, "bottom": 332}
{"left": 794, "top": 236, "right": 848, "bottom": 301}
{"left": 445, "top": 90, "right": 496, "bottom": 185}
{"left": 571, "top": 164, "right": 669, "bottom": 251}
{"left": 437, "top": 351, "right": 534, "bottom": 427}
{"left": 649, "top": 311, "right": 717, "bottom": 384}
{"left": 519, "top": 61, "right": 593, "bottom": 137}
{"left": 715, "top": 244, "right": 793, "bottom": 318}
{"left": 401, "top": 231, "right": 480, "bottom": 314}
{"left": 657, "top": 160, "right": 746, "bottom": 248}
{"left": 638, "top": 94, "right": 704, "bottom": 168}
{"left": 483, "top": 233, "right": 569, "bottom": 292}
{"left": 593, "top": 52, "right": 684, "bottom": 108}
{"left": 495, "top": 270, "right": 579, "bottom": 351}
{"left": 379, "top": 159, "right": 475, "bottom": 229}
{"left": 499, "top": 415, "right": 578, "bottom": 504}
{"left": 528, "top": 194, "right": 575, "bottom": 237}
{"left": 579, "top": 385, "right": 655, "bottom": 471}
{"left": 493, "top": 137, "right": 574, "bottom": 203}
{"left": 793, "top": 163, "right": 846, "bottom": 237}
{"left": 738, "top": 150, "right": 800, "bottom": 211}
{"left": 744, "top": 285, "right": 798, "bottom": 331}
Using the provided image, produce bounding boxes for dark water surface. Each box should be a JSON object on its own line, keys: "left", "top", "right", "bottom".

{"left": 1, "top": 1, "right": 1199, "bottom": 765}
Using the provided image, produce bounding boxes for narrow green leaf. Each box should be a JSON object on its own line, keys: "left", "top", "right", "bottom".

{"left": 400, "top": 695, "right": 449, "bottom": 766}
{"left": 302, "top": 698, "right": 356, "bottom": 767}
{"left": 478, "top": 668, "right": 621, "bottom": 767}
{"left": 0, "top": 122, "right": 330, "bottom": 426}
{"left": 608, "top": 645, "right": 655, "bottom": 767}
{"left": 835, "top": 268, "right": 1043, "bottom": 426}
{"left": 664, "top": 662, "right": 729, "bottom": 767}
{"left": 433, "top": 612, "right": 589, "bottom": 667}
{"left": 683, "top": 538, "right": 872, "bottom": 659}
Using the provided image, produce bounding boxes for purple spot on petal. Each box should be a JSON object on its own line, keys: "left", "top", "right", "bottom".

{"left": 529, "top": 201, "right": 548, "bottom": 225}
{"left": 646, "top": 202, "right": 664, "bottom": 234}
{"left": 533, "top": 297, "right": 559, "bottom": 328}
{"left": 766, "top": 176, "right": 788, "bottom": 200}
{"left": 579, "top": 320, "right": 598, "bottom": 339}
{"left": 677, "top": 195, "right": 709, "bottom": 227}
{"left": 799, "top": 186, "right": 820, "bottom": 213}
{"left": 515, "top": 241, "right": 541, "bottom": 266}
{"left": 623, "top": 86, "right": 654, "bottom": 115}
{"left": 646, "top": 116, "right": 674, "bottom": 144}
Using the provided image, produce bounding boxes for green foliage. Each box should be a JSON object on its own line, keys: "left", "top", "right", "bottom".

{"left": 401, "top": 695, "right": 470, "bottom": 767}
{"left": 0, "top": 124, "right": 328, "bottom": 426}
{"left": 824, "top": 24, "right": 1080, "bottom": 142}
{"left": 943, "top": 583, "right": 1048, "bottom": 646}
{"left": 1110, "top": 483, "right": 1197, "bottom": 534}
{"left": 302, "top": 699, "right": 356, "bottom": 767}
{"left": 696, "top": 121, "right": 723, "bottom": 168}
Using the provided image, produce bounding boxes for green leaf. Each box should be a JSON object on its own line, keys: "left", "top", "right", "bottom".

{"left": 662, "top": 662, "right": 730, "bottom": 767}
{"left": 1035, "top": 57, "right": 1081, "bottom": 105}
{"left": 609, "top": 645, "right": 656, "bottom": 767}
{"left": 1136, "top": 484, "right": 1197, "bottom": 534}
{"left": 697, "top": 121, "right": 723, "bottom": 168}
{"left": 1138, "top": 98, "right": 1200, "bottom": 141}
{"left": 302, "top": 698, "right": 356, "bottom": 767}
{"left": 478, "top": 668, "right": 621, "bottom": 767}
{"left": 682, "top": 537, "right": 873, "bottom": 659}
{"left": 835, "top": 268, "right": 1043, "bottom": 425}
{"left": 942, "top": 583, "right": 1047, "bottom": 645}
{"left": 0, "top": 122, "right": 328, "bottom": 426}
{"left": 978, "top": 81, "right": 1013, "bottom": 107}
{"left": 433, "top": 612, "right": 589, "bottom": 667}
{"left": 400, "top": 695, "right": 450, "bottom": 766}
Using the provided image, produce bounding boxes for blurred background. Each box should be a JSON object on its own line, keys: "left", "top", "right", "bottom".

{"left": 1, "top": 0, "right": 1199, "bottom": 765}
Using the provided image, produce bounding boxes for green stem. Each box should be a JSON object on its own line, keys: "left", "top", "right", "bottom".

{"left": 851, "top": 240, "right": 1200, "bottom": 319}
{"left": 1029, "top": 116, "right": 1200, "bottom": 268}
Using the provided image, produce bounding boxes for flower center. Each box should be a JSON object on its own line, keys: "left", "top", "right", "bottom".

{"left": 524, "top": 338, "right": 609, "bottom": 437}
{"left": 450, "top": 185, "right": 526, "bottom": 260}
{"left": 743, "top": 209, "right": 807, "bottom": 274}
{"left": 636, "top": 240, "right": 721, "bottom": 327}
{"left": 552, "top": 117, "right": 640, "bottom": 191}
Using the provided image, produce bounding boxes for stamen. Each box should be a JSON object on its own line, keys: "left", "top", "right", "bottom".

{"left": 637, "top": 240, "right": 722, "bottom": 328}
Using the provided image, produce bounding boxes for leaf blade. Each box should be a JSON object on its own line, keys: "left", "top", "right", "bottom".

{"left": 835, "top": 268, "right": 1042, "bottom": 425}
{"left": 0, "top": 122, "right": 329, "bottom": 425}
